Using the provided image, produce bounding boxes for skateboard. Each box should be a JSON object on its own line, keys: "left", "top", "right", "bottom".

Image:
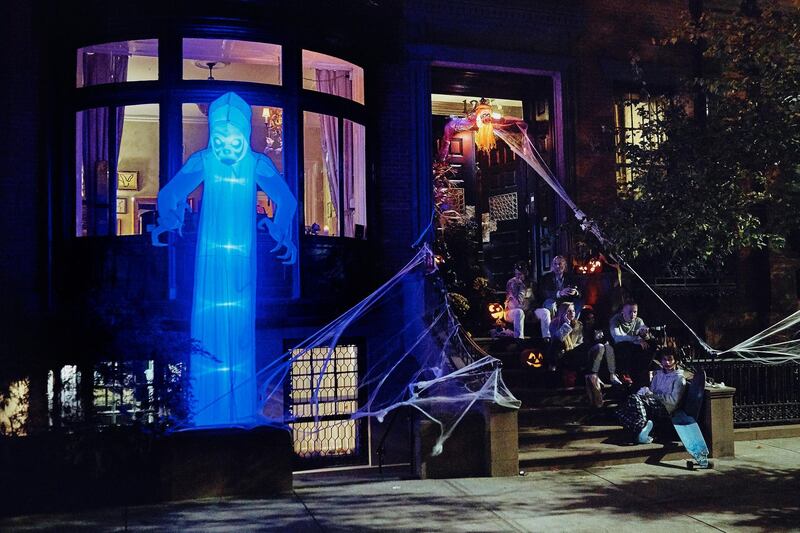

{"left": 672, "top": 410, "right": 714, "bottom": 469}
{"left": 683, "top": 367, "right": 706, "bottom": 421}
{"left": 672, "top": 369, "right": 713, "bottom": 469}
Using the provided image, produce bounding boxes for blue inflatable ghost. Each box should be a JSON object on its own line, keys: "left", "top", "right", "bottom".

{"left": 152, "top": 92, "right": 297, "bottom": 426}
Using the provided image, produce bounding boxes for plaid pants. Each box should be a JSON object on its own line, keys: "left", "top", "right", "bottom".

{"left": 616, "top": 393, "right": 670, "bottom": 434}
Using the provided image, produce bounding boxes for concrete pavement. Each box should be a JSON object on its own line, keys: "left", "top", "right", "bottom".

{"left": 3, "top": 438, "right": 799, "bottom": 532}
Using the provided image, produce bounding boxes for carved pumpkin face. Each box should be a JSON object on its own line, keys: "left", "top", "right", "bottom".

{"left": 488, "top": 303, "right": 504, "bottom": 321}
{"left": 522, "top": 349, "right": 544, "bottom": 368}
{"left": 211, "top": 123, "right": 248, "bottom": 165}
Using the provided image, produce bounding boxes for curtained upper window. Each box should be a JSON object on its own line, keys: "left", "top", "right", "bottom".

{"left": 302, "top": 50, "right": 364, "bottom": 105}
{"left": 76, "top": 39, "right": 158, "bottom": 87}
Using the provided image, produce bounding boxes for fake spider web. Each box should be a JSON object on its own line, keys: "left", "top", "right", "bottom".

{"left": 177, "top": 112, "right": 799, "bottom": 458}
{"left": 241, "top": 244, "right": 519, "bottom": 455}
{"left": 495, "top": 123, "right": 800, "bottom": 366}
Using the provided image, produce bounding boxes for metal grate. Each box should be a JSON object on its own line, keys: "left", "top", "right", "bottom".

{"left": 288, "top": 344, "right": 363, "bottom": 461}
{"left": 488, "top": 192, "right": 518, "bottom": 221}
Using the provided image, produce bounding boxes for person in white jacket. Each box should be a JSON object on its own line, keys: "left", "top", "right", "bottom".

{"left": 609, "top": 301, "right": 654, "bottom": 388}
{"left": 616, "top": 351, "right": 686, "bottom": 444}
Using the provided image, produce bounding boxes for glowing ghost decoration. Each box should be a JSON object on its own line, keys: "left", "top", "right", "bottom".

{"left": 152, "top": 92, "right": 297, "bottom": 426}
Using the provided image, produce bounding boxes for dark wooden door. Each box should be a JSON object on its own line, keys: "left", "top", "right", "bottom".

{"left": 477, "top": 139, "right": 536, "bottom": 288}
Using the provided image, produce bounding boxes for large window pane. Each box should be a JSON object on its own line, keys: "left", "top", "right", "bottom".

{"left": 304, "top": 111, "right": 339, "bottom": 236}
{"left": 77, "top": 104, "right": 159, "bottom": 236}
{"left": 77, "top": 39, "right": 158, "bottom": 88}
{"left": 614, "top": 91, "right": 665, "bottom": 188}
{"left": 181, "top": 102, "right": 284, "bottom": 220}
{"left": 343, "top": 120, "right": 366, "bottom": 238}
{"left": 302, "top": 50, "right": 364, "bottom": 105}
{"left": 183, "top": 39, "right": 281, "bottom": 85}
{"left": 117, "top": 104, "right": 160, "bottom": 236}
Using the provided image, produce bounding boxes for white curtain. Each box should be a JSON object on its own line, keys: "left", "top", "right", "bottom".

{"left": 316, "top": 69, "right": 353, "bottom": 235}
{"left": 344, "top": 120, "right": 366, "bottom": 237}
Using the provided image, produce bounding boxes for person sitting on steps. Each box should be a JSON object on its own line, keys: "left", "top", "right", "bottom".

{"left": 503, "top": 263, "right": 531, "bottom": 339}
{"left": 547, "top": 302, "right": 606, "bottom": 387}
{"left": 616, "top": 350, "right": 685, "bottom": 444}
{"left": 609, "top": 300, "right": 654, "bottom": 388}
{"left": 534, "top": 255, "right": 581, "bottom": 340}
{"left": 580, "top": 306, "right": 622, "bottom": 386}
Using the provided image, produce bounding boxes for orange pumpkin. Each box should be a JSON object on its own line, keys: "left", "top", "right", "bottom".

{"left": 488, "top": 303, "right": 505, "bottom": 321}
{"left": 521, "top": 349, "right": 544, "bottom": 368}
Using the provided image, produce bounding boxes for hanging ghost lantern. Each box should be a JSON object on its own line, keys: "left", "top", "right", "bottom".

{"left": 473, "top": 99, "right": 496, "bottom": 154}
{"left": 488, "top": 302, "right": 505, "bottom": 322}
{"left": 521, "top": 349, "right": 544, "bottom": 369}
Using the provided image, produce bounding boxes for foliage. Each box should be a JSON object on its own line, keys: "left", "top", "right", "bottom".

{"left": 0, "top": 379, "right": 29, "bottom": 436}
{"left": 600, "top": 1, "right": 800, "bottom": 276}
{"left": 432, "top": 162, "right": 490, "bottom": 332}
{"left": 65, "top": 289, "right": 200, "bottom": 433}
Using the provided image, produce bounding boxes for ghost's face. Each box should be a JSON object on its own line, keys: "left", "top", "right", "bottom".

{"left": 211, "top": 123, "right": 248, "bottom": 165}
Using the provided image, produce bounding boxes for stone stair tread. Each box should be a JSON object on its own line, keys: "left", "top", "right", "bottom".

{"left": 513, "top": 385, "right": 612, "bottom": 395}
{"left": 519, "top": 404, "right": 618, "bottom": 414}
{"left": 518, "top": 439, "right": 690, "bottom": 471}
{"left": 518, "top": 424, "right": 621, "bottom": 438}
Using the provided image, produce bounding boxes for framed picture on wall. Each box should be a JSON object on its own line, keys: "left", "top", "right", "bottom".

{"left": 116, "top": 198, "right": 127, "bottom": 214}
{"left": 117, "top": 171, "right": 139, "bottom": 191}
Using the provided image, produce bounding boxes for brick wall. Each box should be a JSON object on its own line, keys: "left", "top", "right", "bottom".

{"left": 0, "top": 0, "right": 44, "bottom": 362}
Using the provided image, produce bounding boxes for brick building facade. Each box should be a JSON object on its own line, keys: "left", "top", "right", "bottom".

{"left": 0, "top": 0, "right": 795, "bottom": 466}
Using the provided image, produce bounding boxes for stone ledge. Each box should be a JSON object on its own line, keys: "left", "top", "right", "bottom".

{"left": 703, "top": 385, "right": 736, "bottom": 458}
{"left": 734, "top": 424, "right": 800, "bottom": 441}
{"left": 0, "top": 425, "right": 293, "bottom": 517}
{"left": 414, "top": 402, "right": 519, "bottom": 479}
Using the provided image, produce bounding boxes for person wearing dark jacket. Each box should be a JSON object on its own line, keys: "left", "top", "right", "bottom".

{"left": 533, "top": 255, "right": 582, "bottom": 338}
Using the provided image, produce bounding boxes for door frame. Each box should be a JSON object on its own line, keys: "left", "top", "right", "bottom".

{"left": 415, "top": 45, "right": 572, "bottom": 281}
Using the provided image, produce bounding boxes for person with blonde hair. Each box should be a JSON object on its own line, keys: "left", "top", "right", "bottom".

{"left": 503, "top": 263, "right": 531, "bottom": 338}
{"left": 546, "top": 301, "right": 604, "bottom": 381}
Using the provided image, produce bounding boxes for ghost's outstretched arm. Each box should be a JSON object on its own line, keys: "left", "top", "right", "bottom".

{"left": 255, "top": 154, "right": 298, "bottom": 265}
{"left": 152, "top": 152, "right": 205, "bottom": 246}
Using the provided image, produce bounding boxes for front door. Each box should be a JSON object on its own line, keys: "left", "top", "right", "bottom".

{"left": 477, "top": 139, "right": 535, "bottom": 287}
{"left": 431, "top": 69, "right": 556, "bottom": 300}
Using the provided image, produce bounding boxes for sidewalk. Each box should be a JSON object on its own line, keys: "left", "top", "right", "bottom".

{"left": 3, "top": 438, "right": 799, "bottom": 532}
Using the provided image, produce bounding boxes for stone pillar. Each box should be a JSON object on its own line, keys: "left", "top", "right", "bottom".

{"left": 483, "top": 402, "right": 520, "bottom": 477}
{"left": 702, "top": 385, "right": 736, "bottom": 458}
{"left": 414, "top": 402, "right": 518, "bottom": 479}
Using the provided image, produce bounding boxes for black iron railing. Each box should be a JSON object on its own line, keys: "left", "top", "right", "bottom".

{"left": 695, "top": 358, "right": 800, "bottom": 427}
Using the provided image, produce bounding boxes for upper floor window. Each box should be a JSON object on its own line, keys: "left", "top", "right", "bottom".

{"left": 74, "top": 37, "right": 366, "bottom": 241}
{"left": 614, "top": 91, "right": 665, "bottom": 189}
{"left": 183, "top": 38, "right": 281, "bottom": 85}
{"left": 77, "top": 39, "right": 158, "bottom": 87}
{"left": 302, "top": 50, "right": 364, "bottom": 104}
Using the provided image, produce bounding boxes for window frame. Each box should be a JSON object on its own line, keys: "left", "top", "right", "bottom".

{"left": 71, "top": 31, "right": 369, "bottom": 243}
{"left": 613, "top": 89, "right": 667, "bottom": 190}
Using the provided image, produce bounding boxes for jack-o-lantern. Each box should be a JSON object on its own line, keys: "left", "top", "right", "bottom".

{"left": 521, "top": 349, "right": 544, "bottom": 369}
{"left": 488, "top": 303, "right": 505, "bottom": 322}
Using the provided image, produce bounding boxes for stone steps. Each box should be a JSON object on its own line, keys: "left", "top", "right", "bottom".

{"left": 519, "top": 439, "right": 689, "bottom": 472}
{"left": 518, "top": 424, "right": 622, "bottom": 446}
{"left": 473, "top": 338, "right": 696, "bottom": 471}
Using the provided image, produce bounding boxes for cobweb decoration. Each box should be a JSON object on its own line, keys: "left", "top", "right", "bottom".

{"left": 714, "top": 309, "right": 800, "bottom": 365}
{"left": 253, "top": 244, "right": 520, "bottom": 455}
{"left": 492, "top": 122, "right": 800, "bottom": 366}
